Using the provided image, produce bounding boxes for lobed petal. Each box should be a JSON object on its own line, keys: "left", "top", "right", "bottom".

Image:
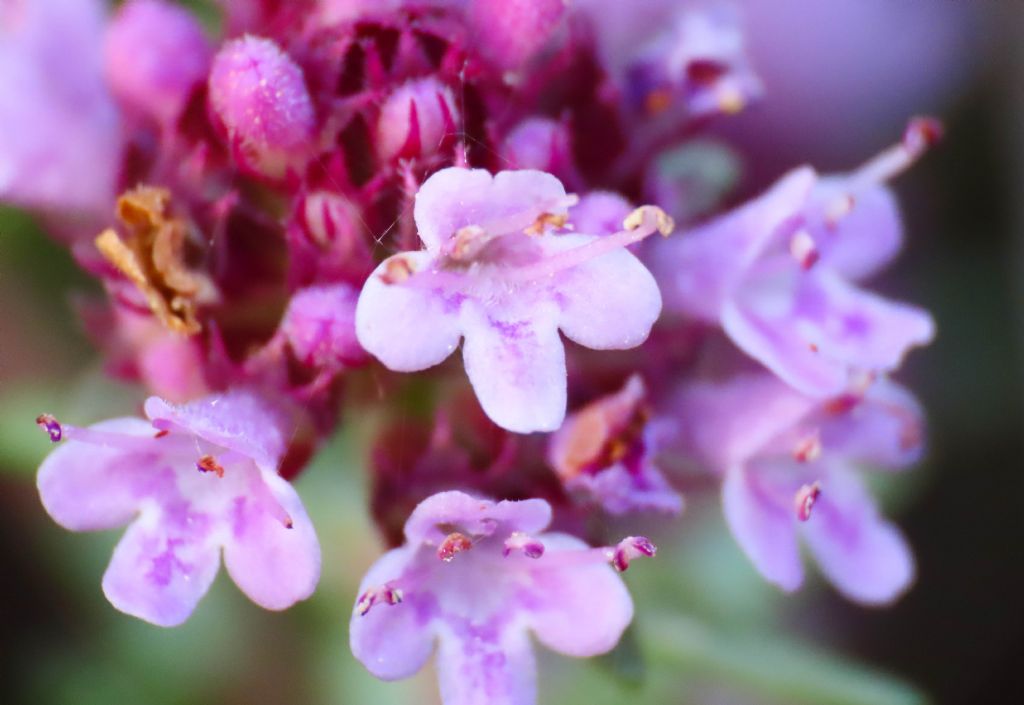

{"left": 654, "top": 166, "right": 816, "bottom": 320}
{"left": 548, "top": 235, "right": 662, "bottom": 350}
{"left": 37, "top": 418, "right": 160, "bottom": 532}
{"left": 349, "top": 545, "right": 437, "bottom": 680}
{"left": 819, "top": 379, "right": 926, "bottom": 469}
{"left": 404, "top": 491, "right": 552, "bottom": 546}
{"left": 355, "top": 252, "right": 463, "bottom": 372}
{"left": 811, "top": 180, "right": 903, "bottom": 281}
{"left": 523, "top": 533, "right": 634, "bottom": 657}
{"left": 144, "top": 391, "right": 289, "bottom": 470}
{"left": 414, "top": 168, "right": 571, "bottom": 253}
{"left": 222, "top": 471, "right": 321, "bottom": 610}
{"left": 461, "top": 300, "right": 566, "bottom": 433}
{"left": 722, "top": 465, "right": 803, "bottom": 592}
{"left": 102, "top": 515, "right": 220, "bottom": 627}
{"left": 801, "top": 468, "right": 914, "bottom": 604}
{"left": 436, "top": 622, "right": 536, "bottom": 705}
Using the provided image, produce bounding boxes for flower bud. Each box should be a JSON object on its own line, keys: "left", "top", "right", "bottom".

{"left": 375, "top": 77, "right": 459, "bottom": 162}
{"left": 280, "top": 284, "right": 367, "bottom": 370}
{"left": 104, "top": 0, "right": 212, "bottom": 126}
{"left": 468, "top": 0, "right": 567, "bottom": 71}
{"left": 287, "top": 190, "right": 372, "bottom": 286}
{"left": 208, "top": 36, "right": 316, "bottom": 180}
{"left": 502, "top": 118, "right": 576, "bottom": 177}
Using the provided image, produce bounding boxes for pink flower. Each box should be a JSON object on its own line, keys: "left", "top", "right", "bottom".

{"left": 671, "top": 373, "right": 922, "bottom": 604}
{"left": 36, "top": 391, "right": 320, "bottom": 626}
{"left": 653, "top": 120, "right": 939, "bottom": 397}
{"left": 355, "top": 167, "right": 670, "bottom": 433}
{"left": 350, "top": 491, "right": 649, "bottom": 705}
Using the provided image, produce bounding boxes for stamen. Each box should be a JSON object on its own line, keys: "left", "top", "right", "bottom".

{"left": 503, "top": 531, "right": 545, "bottom": 559}
{"left": 788, "top": 229, "right": 819, "bottom": 270}
{"left": 36, "top": 414, "right": 63, "bottom": 443}
{"left": 524, "top": 212, "right": 570, "bottom": 236}
{"left": 437, "top": 531, "right": 473, "bottom": 562}
{"left": 448, "top": 225, "right": 489, "bottom": 260}
{"left": 154, "top": 429, "right": 170, "bottom": 439}
{"left": 356, "top": 583, "right": 404, "bottom": 616}
{"left": 196, "top": 454, "right": 225, "bottom": 478}
{"left": 824, "top": 193, "right": 856, "bottom": 229}
{"left": 611, "top": 536, "right": 657, "bottom": 572}
{"left": 794, "top": 481, "right": 821, "bottom": 522}
{"left": 716, "top": 85, "right": 745, "bottom": 115}
{"left": 505, "top": 205, "right": 674, "bottom": 283}
{"left": 847, "top": 116, "right": 943, "bottom": 191}
{"left": 378, "top": 255, "right": 418, "bottom": 284}
{"left": 792, "top": 431, "right": 822, "bottom": 463}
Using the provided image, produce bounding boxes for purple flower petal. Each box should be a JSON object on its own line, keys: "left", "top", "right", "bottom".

{"left": 222, "top": 471, "right": 321, "bottom": 610}
{"left": 800, "top": 469, "right": 914, "bottom": 604}
{"left": 403, "top": 490, "right": 552, "bottom": 546}
{"left": 548, "top": 235, "right": 662, "bottom": 350}
{"left": 349, "top": 545, "right": 435, "bottom": 680}
{"left": 722, "top": 465, "right": 803, "bottom": 592}
{"left": 436, "top": 625, "right": 535, "bottom": 705}
{"left": 461, "top": 301, "right": 566, "bottom": 433}
{"left": 655, "top": 167, "right": 816, "bottom": 320}
{"left": 819, "top": 380, "right": 925, "bottom": 469}
{"left": 102, "top": 518, "right": 221, "bottom": 627}
{"left": 355, "top": 252, "right": 463, "bottom": 372}
{"left": 37, "top": 418, "right": 159, "bottom": 531}
{"left": 413, "top": 168, "right": 571, "bottom": 253}
{"left": 523, "top": 533, "right": 633, "bottom": 656}
{"left": 144, "top": 391, "right": 289, "bottom": 470}
{"left": 811, "top": 180, "right": 903, "bottom": 281}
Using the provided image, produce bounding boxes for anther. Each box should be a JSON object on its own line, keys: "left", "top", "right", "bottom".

{"left": 36, "top": 414, "right": 63, "bottom": 443}
{"left": 154, "top": 429, "right": 170, "bottom": 439}
{"left": 524, "top": 212, "right": 570, "bottom": 236}
{"left": 824, "top": 193, "right": 856, "bottom": 229}
{"left": 903, "top": 116, "right": 944, "bottom": 156}
{"left": 794, "top": 481, "right": 822, "bottom": 522}
{"left": 356, "top": 584, "right": 404, "bottom": 616}
{"left": 196, "top": 454, "right": 225, "bottom": 478}
{"left": 611, "top": 536, "right": 657, "bottom": 572}
{"left": 379, "top": 256, "right": 417, "bottom": 284}
{"left": 437, "top": 532, "right": 473, "bottom": 562}
{"left": 503, "top": 532, "right": 545, "bottom": 559}
{"left": 789, "top": 229, "right": 819, "bottom": 270}
{"left": 793, "top": 431, "right": 822, "bottom": 463}
{"left": 623, "top": 205, "right": 674, "bottom": 237}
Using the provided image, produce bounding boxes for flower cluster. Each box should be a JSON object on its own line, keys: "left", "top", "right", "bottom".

{"left": 4, "top": 1, "right": 938, "bottom": 703}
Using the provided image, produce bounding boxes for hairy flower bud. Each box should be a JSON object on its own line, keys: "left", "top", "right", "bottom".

{"left": 104, "top": 0, "right": 212, "bottom": 125}
{"left": 208, "top": 36, "right": 316, "bottom": 180}
{"left": 375, "top": 77, "right": 459, "bottom": 162}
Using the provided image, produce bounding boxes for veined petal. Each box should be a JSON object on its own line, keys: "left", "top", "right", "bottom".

{"left": 436, "top": 622, "right": 536, "bottom": 705}
{"left": 355, "top": 251, "right": 463, "bottom": 372}
{"left": 801, "top": 468, "right": 914, "bottom": 605}
{"left": 37, "top": 418, "right": 160, "bottom": 532}
{"left": 102, "top": 515, "right": 220, "bottom": 627}
{"left": 722, "top": 465, "right": 803, "bottom": 592}
{"left": 549, "top": 234, "right": 662, "bottom": 350}
{"left": 222, "top": 471, "right": 320, "bottom": 610}
{"left": 524, "top": 533, "right": 633, "bottom": 657}
{"left": 461, "top": 300, "right": 566, "bottom": 433}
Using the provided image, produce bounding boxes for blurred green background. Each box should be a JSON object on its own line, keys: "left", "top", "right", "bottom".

{"left": 2, "top": 2, "right": 1023, "bottom": 704}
